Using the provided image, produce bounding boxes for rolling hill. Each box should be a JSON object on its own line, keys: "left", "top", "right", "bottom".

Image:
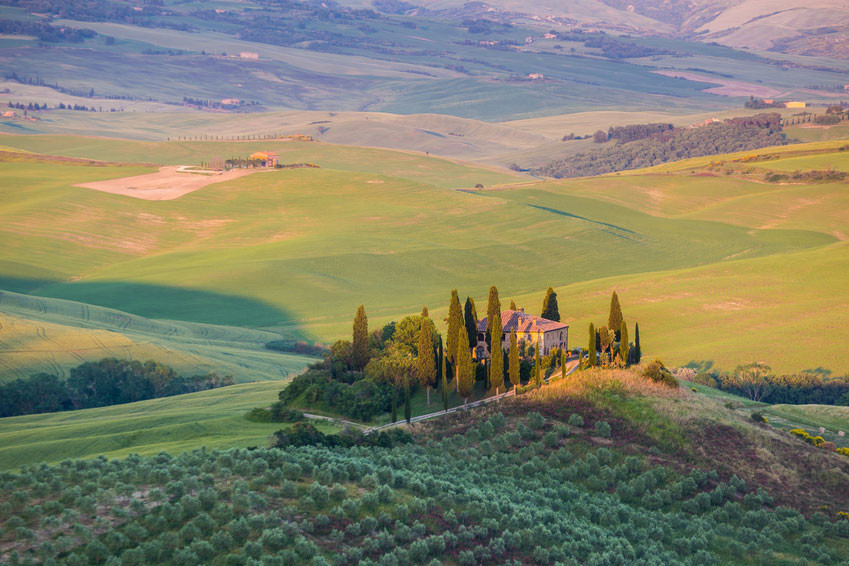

{"left": 1, "top": 134, "right": 847, "bottom": 376}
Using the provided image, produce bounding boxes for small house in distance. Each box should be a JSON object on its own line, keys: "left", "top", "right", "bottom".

{"left": 249, "top": 151, "right": 278, "bottom": 167}
{"left": 475, "top": 309, "right": 568, "bottom": 359}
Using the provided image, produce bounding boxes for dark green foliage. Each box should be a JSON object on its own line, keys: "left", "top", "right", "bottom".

{"left": 279, "top": 369, "right": 392, "bottom": 422}
{"left": 404, "top": 375, "right": 411, "bottom": 424}
{"left": 269, "top": 403, "right": 305, "bottom": 423}
{"left": 463, "top": 297, "right": 477, "bottom": 351}
{"left": 536, "top": 113, "right": 789, "bottom": 178}
{"left": 352, "top": 305, "right": 370, "bottom": 371}
{"left": 632, "top": 323, "right": 641, "bottom": 364}
{"left": 456, "top": 325, "right": 475, "bottom": 404}
{"left": 540, "top": 287, "right": 560, "bottom": 322}
{"left": 416, "top": 318, "right": 437, "bottom": 405}
{"left": 715, "top": 372, "right": 849, "bottom": 405}
{"left": 0, "top": 359, "right": 233, "bottom": 418}
{"left": 441, "top": 339, "right": 448, "bottom": 412}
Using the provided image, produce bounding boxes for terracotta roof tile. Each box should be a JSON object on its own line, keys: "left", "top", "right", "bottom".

{"left": 477, "top": 310, "right": 568, "bottom": 333}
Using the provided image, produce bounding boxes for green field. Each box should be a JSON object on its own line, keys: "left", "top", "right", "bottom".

{"left": 0, "top": 290, "right": 314, "bottom": 383}
{"left": 2, "top": 135, "right": 848, "bottom": 377}
{"left": 0, "top": 380, "right": 336, "bottom": 471}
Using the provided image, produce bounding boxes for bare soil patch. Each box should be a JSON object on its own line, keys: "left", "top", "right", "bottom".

{"left": 75, "top": 166, "right": 266, "bottom": 200}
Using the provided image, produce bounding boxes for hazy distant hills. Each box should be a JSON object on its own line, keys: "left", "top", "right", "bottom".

{"left": 357, "top": 0, "right": 849, "bottom": 58}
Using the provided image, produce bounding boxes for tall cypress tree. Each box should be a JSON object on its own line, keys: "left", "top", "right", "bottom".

{"left": 490, "top": 315, "right": 504, "bottom": 394}
{"left": 351, "top": 305, "right": 369, "bottom": 371}
{"left": 441, "top": 343, "right": 448, "bottom": 412}
{"left": 541, "top": 287, "right": 560, "bottom": 321}
{"left": 633, "top": 322, "right": 641, "bottom": 364}
{"left": 456, "top": 324, "right": 475, "bottom": 406}
{"left": 464, "top": 297, "right": 478, "bottom": 351}
{"left": 534, "top": 347, "right": 542, "bottom": 386}
{"left": 421, "top": 305, "right": 428, "bottom": 318}
{"left": 485, "top": 286, "right": 501, "bottom": 347}
{"left": 485, "top": 286, "right": 501, "bottom": 390}
{"left": 404, "top": 374, "right": 411, "bottom": 424}
{"left": 391, "top": 385, "right": 398, "bottom": 423}
{"left": 509, "top": 299, "right": 517, "bottom": 310}
{"left": 416, "top": 318, "right": 436, "bottom": 406}
{"left": 446, "top": 290, "right": 462, "bottom": 366}
{"left": 620, "top": 320, "right": 629, "bottom": 367}
{"left": 561, "top": 350, "right": 567, "bottom": 380}
{"left": 588, "top": 323, "right": 597, "bottom": 367}
{"left": 509, "top": 330, "right": 520, "bottom": 393}
{"left": 608, "top": 291, "right": 623, "bottom": 341}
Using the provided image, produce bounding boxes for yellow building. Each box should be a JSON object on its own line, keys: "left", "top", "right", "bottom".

{"left": 785, "top": 101, "right": 806, "bottom": 108}
{"left": 249, "top": 151, "right": 278, "bottom": 167}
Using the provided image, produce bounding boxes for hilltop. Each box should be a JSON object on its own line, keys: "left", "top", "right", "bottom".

{"left": 3, "top": 366, "right": 849, "bottom": 565}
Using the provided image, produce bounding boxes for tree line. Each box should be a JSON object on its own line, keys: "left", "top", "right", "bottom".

{"left": 696, "top": 363, "right": 849, "bottom": 405}
{"left": 537, "top": 113, "right": 790, "bottom": 178}
{"left": 0, "top": 358, "right": 234, "bottom": 418}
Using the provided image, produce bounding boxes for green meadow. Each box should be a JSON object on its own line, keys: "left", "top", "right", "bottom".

{"left": 0, "top": 380, "right": 337, "bottom": 470}
{"left": 1, "top": 134, "right": 848, "bottom": 381}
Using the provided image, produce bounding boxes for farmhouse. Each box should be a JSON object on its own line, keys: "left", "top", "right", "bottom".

{"left": 240, "top": 52, "right": 259, "bottom": 59}
{"left": 786, "top": 101, "right": 806, "bottom": 108}
{"left": 249, "top": 151, "right": 278, "bottom": 167}
{"left": 475, "top": 309, "right": 568, "bottom": 360}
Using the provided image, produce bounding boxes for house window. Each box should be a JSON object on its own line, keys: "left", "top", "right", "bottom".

{"left": 478, "top": 332, "right": 485, "bottom": 342}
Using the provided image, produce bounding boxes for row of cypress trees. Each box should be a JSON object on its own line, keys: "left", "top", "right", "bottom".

{"left": 586, "top": 292, "right": 641, "bottom": 368}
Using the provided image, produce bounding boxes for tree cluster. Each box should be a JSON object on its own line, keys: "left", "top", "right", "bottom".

{"left": 0, "top": 17, "right": 96, "bottom": 43}
{"left": 536, "top": 113, "right": 789, "bottom": 178}
{"left": 0, "top": 358, "right": 234, "bottom": 418}
{"left": 697, "top": 363, "right": 849, "bottom": 405}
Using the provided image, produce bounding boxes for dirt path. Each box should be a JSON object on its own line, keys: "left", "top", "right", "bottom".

{"left": 75, "top": 165, "right": 267, "bottom": 201}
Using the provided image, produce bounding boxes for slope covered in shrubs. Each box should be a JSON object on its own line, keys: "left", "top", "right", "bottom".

{"left": 3, "top": 368, "right": 849, "bottom": 565}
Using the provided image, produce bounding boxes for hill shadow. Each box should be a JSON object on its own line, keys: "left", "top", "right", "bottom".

{"left": 2, "top": 277, "right": 312, "bottom": 339}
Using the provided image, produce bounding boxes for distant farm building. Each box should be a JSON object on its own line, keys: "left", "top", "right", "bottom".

{"left": 2, "top": 111, "right": 15, "bottom": 118}
{"left": 786, "top": 101, "right": 806, "bottom": 108}
{"left": 528, "top": 73, "right": 545, "bottom": 80}
{"left": 240, "top": 52, "right": 259, "bottom": 59}
{"left": 249, "top": 151, "right": 278, "bottom": 167}
{"left": 544, "top": 33, "right": 557, "bottom": 39}
{"left": 475, "top": 309, "right": 568, "bottom": 360}
{"left": 221, "top": 98, "right": 240, "bottom": 106}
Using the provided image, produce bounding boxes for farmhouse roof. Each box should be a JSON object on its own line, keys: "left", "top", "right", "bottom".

{"left": 477, "top": 310, "right": 568, "bottom": 334}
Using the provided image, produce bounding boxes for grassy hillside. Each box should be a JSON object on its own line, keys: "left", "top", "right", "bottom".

{"left": 0, "top": 380, "right": 336, "bottom": 470}
{"left": 3, "top": 367, "right": 849, "bottom": 566}
{"left": 0, "top": 290, "right": 314, "bottom": 383}
{"left": 2, "top": 135, "right": 848, "bottom": 375}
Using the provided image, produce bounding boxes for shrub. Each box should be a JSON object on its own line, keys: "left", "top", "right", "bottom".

{"left": 750, "top": 412, "right": 768, "bottom": 424}
{"left": 643, "top": 359, "right": 679, "bottom": 388}
{"left": 837, "top": 447, "right": 849, "bottom": 457}
{"left": 594, "top": 421, "right": 611, "bottom": 438}
{"left": 568, "top": 414, "right": 584, "bottom": 427}
{"left": 526, "top": 412, "right": 545, "bottom": 430}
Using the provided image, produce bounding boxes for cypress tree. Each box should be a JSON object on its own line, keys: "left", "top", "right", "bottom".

{"left": 464, "top": 297, "right": 478, "bottom": 351}
{"left": 441, "top": 343, "right": 448, "bottom": 412}
{"left": 599, "top": 325, "right": 611, "bottom": 363}
{"left": 633, "top": 322, "right": 641, "bottom": 363}
{"left": 509, "top": 299, "right": 517, "bottom": 310}
{"left": 541, "top": 287, "right": 560, "bottom": 321}
{"left": 620, "top": 321, "right": 629, "bottom": 367}
{"left": 608, "top": 292, "right": 623, "bottom": 341}
{"left": 456, "top": 325, "right": 475, "bottom": 407}
{"left": 534, "top": 347, "right": 541, "bottom": 386}
{"left": 490, "top": 315, "right": 504, "bottom": 394}
{"left": 391, "top": 385, "right": 398, "bottom": 423}
{"left": 485, "top": 286, "right": 501, "bottom": 390}
{"left": 485, "top": 286, "right": 501, "bottom": 347}
{"left": 446, "top": 290, "right": 462, "bottom": 365}
{"left": 421, "top": 305, "right": 428, "bottom": 318}
{"left": 561, "top": 350, "right": 567, "bottom": 380}
{"left": 404, "top": 374, "right": 411, "bottom": 424}
{"left": 416, "top": 318, "right": 436, "bottom": 406}
{"left": 351, "top": 305, "right": 369, "bottom": 371}
{"left": 588, "top": 323, "right": 597, "bottom": 367}
{"left": 509, "top": 330, "right": 520, "bottom": 393}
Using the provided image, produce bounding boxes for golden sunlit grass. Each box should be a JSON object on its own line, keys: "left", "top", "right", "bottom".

{"left": 533, "top": 366, "right": 688, "bottom": 401}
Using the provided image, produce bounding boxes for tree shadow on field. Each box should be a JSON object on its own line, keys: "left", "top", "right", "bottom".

{"left": 1, "top": 277, "right": 311, "bottom": 338}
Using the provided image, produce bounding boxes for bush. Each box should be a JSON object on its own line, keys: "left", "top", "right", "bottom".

{"left": 643, "top": 359, "right": 679, "bottom": 388}
{"left": 568, "top": 414, "right": 584, "bottom": 427}
{"left": 594, "top": 421, "right": 611, "bottom": 438}
{"left": 270, "top": 403, "right": 304, "bottom": 423}
{"left": 750, "top": 412, "right": 768, "bottom": 424}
